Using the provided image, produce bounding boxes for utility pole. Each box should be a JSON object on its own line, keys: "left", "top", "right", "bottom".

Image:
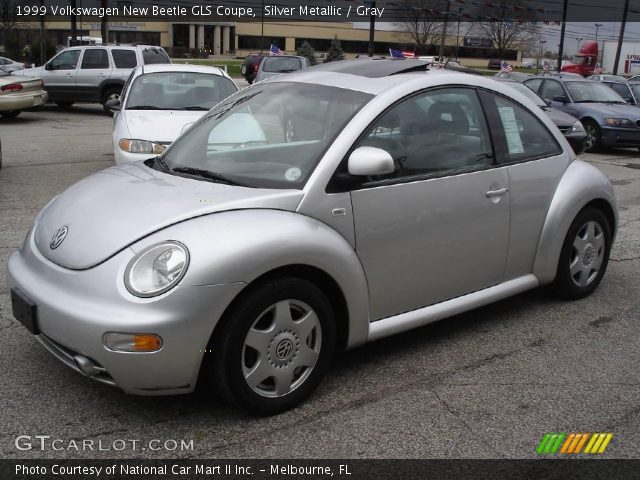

{"left": 438, "top": 0, "right": 450, "bottom": 62}
{"left": 39, "top": 0, "right": 46, "bottom": 64}
{"left": 594, "top": 23, "right": 603, "bottom": 70}
{"left": 368, "top": 0, "right": 376, "bottom": 57}
{"left": 577, "top": 38, "right": 582, "bottom": 50}
{"left": 101, "top": 0, "right": 109, "bottom": 43}
{"left": 556, "top": 0, "right": 568, "bottom": 72}
{"left": 612, "top": 0, "right": 630, "bottom": 75}
{"left": 70, "top": 0, "right": 78, "bottom": 46}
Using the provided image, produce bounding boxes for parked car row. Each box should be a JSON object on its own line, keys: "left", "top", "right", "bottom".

{"left": 0, "top": 65, "right": 48, "bottom": 118}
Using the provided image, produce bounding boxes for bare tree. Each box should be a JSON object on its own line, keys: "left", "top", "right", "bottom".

{"left": 0, "top": 0, "right": 22, "bottom": 32}
{"left": 396, "top": 0, "right": 451, "bottom": 51}
{"left": 472, "top": 2, "right": 540, "bottom": 57}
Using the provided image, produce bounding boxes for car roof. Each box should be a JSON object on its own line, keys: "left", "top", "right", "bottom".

{"left": 263, "top": 58, "right": 529, "bottom": 97}
{"left": 307, "top": 58, "right": 430, "bottom": 78}
{"left": 133, "top": 63, "right": 229, "bottom": 77}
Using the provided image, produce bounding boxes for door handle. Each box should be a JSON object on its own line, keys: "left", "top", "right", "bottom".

{"left": 65, "top": 73, "right": 73, "bottom": 77}
{"left": 486, "top": 187, "right": 509, "bottom": 198}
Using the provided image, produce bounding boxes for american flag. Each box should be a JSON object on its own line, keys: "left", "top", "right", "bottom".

{"left": 402, "top": 50, "right": 416, "bottom": 58}
{"left": 389, "top": 49, "right": 405, "bottom": 58}
{"left": 269, "top": 44, "right": 284, "bottom": 56}
{"left": 500, "top": 61, "right": 513, "bottom": 73}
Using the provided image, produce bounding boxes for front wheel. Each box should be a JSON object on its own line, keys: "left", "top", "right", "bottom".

{"left": 552, "top": 208, "right": 611, "bottom": 299}
{"left": 209, "top": 278, "right": 336, "bottom": 415}
{"left": 583, "top": 120, "right": 601, "bottom": 152}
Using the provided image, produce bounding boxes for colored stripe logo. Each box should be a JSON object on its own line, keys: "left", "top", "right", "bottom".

{"left": 537, "top": 433, "right": 613, "bottom": 454}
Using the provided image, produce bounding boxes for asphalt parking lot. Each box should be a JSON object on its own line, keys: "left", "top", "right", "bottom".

{"left": 0, "top": 105, "right": 638, "bottom": 460}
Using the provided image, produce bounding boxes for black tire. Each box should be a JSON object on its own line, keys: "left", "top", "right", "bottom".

{"left": 55, "top": 101, "right": 74, "bottom": 108}
{"left": 101, "top": 88, "right": 121, "bottom": 112}
{"left": 552, "top": 207, "right": 612, "bottom": 300}
{"left": 1, "top": 110, "right": 20, "bottom": 118}
{"left": 582, "top": 119, "right": 601, "bottom": 153}
{"left": 208, "top": 277, "right": 336, "bottom": 415}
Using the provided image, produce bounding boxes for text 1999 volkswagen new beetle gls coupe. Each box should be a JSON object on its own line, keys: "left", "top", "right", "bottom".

{"left": 8, "top": 60, "right": 617, "bottom": 414}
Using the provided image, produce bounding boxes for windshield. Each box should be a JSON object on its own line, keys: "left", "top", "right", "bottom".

{"left": 505, "top": 82, "right": 546, "bottom": 107}
{"left": 262, "top": 57, "right": 304, "bottom": 73}
{"left": 142, "top": 48, "right": 170, "bottom": 65}
{"left": 125, "top": 71, "right": 237, "bottom": 110}
{"left": 161, "top": 82, "right": 372, "bottom": 189}
{"left": 564, "top": 81, "right": 626, "bottom": 103}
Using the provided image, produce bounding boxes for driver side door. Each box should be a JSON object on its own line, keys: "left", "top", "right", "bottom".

{"left": 349, "top": 88, "right": 511, "bottom": 320}
{"left": 42, "top": 49, "right": 81, "bottom": 101}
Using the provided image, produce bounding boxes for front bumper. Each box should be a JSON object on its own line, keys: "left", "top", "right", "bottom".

{"left": 0, "top": 90, "right": 48, "bottom": 111}
{"left": 564, "top": 131, "right": 587, "bottom": 155}
{"left": 7, "top": 228, "right": 244, "bottom": 395}
{"left": 600, "top": 125, "right": 640, "bottom": 148}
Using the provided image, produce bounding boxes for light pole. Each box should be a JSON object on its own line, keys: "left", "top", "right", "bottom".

{"left": 577, "top": 38, "right": 582, "bottom": 50}
{"left": 537, "top": 40, "right": 546, "bottom": 74}
{"left": 456, "top": 7, "right": 463, "bottom": 61}
{"left": 594, "top": 23, "right": 602, "bottom": 42}
{"left": 595, "top": 23, "right": 603, "bottom": 70}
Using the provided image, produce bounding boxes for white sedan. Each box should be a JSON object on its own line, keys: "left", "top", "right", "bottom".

{"left": 107, "top": 64, "right": 238, "bottom": 165}
{"left": 0, "top": 56, "right": 25, "bottom": 72}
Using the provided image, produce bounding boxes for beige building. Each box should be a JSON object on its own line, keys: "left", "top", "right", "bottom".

{"left": 5, "top": 20, "right": 520, "bottom": 67}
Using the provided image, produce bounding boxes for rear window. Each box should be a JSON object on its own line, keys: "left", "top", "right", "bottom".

{"left": 142, "top": 48, "right": 170, "bottom": 65}
{"left": 262, "top": 57, "right": 303, "bottom": 73}
{"left": 112, "top": 49, "right": 137, "bottom": 68}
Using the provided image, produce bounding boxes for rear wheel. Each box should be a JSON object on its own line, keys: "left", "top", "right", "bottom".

{"left": 102, "top": 88, "right": 121, "bottom": 112}
{"left": 0, "top": 110, "right": 20, "bottom": 118}
{"left": 208, "top": 277, "right": 336, "bottom": 415}
{"left": 583, "top": 120, "right": 601, "bottom": 152}
{"left": 553, "top": 208, "right": 611, "bottom": 299}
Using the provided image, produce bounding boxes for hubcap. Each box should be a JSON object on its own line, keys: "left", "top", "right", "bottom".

{"left": 242, "top": 299, "right": 322, "bottom": 398}
{"left": 570, "top": 220, "right": 605, "bottom": 287}
{"left": 585, "top": 125, "right": 596, "bottom": 150}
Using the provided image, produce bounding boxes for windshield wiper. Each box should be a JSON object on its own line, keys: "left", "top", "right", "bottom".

{"left": 179, "top": 106, "right": 210, "bottom": 111}
{"left": 172, "top": 167, "right": 251, "bottom": 187}
{"left": 127, "top": 105, "right": 164, "bottom": 110}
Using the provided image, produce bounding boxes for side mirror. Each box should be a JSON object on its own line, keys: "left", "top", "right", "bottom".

{"left": 45, "top": 63, "right": 54, "bottom": 71}
{"left": 347, "top": 146, "right": 395, "bottom": 176}
{"left": 552, "top": 95, "right": 569, "bottom": 103}
{"left": 104, "top": 98, "right": 121, "bottom": 111}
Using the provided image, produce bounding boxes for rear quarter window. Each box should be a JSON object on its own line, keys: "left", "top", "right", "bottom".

{"left": 112, "top": 49, "right": 137, "bottom": 69}
{"left": 142, "top": 48, "right": 171, "bottom": 65}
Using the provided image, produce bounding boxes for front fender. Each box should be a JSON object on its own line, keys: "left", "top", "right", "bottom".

{"left": 130, "top": 209, "right": 371, "bottom": 348}
{"left": 533, "top": 160, "right": 617, "bottom": 285}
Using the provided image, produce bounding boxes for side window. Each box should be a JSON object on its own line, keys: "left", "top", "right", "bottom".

{"left": 524, "top": 78, "right": 543, "bottom": 93}
{"left": 493, "top": 95, "right": 562, "bottom": 162}
{"left": 81, "top": 49, "right": 109, "bottom": 69}
{"left": 609, "top": 83, "right": 632, "bottom": 102}
{"left": 112, "top": 49, "right": 137, "bottom": 69}
{"left": 49, "top": 50, "right": 80, "bottom": 70}
{"left": 355, "top": 88, "right": 494, "bottom": 181}
{"left": 540, "top": 80, "right": 566, "bottom": 101}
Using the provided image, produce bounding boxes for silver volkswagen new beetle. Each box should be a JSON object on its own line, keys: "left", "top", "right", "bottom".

{"left": 8, "top": 60, "right": 617, "bottom": 414}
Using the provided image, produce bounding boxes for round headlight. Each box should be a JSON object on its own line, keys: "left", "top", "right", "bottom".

{"left": 125, "top": 241, "right": 189, "bottom": 297}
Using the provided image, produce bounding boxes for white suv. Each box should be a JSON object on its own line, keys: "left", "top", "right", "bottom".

{"left": 14, "top": 44, "right": 170, "bottom": 110}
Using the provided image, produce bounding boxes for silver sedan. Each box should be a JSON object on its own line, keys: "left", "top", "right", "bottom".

{"left": 8, "top": 59, "right": 617, "bottom": 414}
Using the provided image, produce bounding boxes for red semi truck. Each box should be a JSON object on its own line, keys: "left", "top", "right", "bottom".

{"left": 561, "top": 40, "right": 599, "bottom": 76}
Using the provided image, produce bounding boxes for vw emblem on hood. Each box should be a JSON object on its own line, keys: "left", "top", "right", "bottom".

{"left": 50, "top": 226, "right": 68, "bottom": 250}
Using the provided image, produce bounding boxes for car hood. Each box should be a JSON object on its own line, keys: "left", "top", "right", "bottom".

{"left": 571, "top": 102, "right": 640, "bottom": 119}
{"left": 123, "top": 110, "right": 208, "bottom": 144}
{"left": 34, "top": 162, "right": 304, "bottom": 269}
{"left": 544, "top": 107, "right": 579, "bottom": 127}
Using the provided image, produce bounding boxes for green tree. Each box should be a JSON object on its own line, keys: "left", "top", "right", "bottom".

{"left": 296, "top": 41, "right": 318, "bottom": 66}
{"left": 324, "top": 37, "right": 345, "bottom": 63}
